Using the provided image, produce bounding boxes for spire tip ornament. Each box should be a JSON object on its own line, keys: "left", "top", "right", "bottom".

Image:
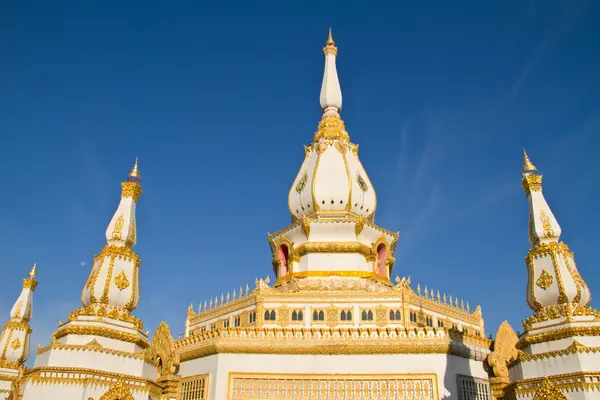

{"left": 29, "top": 263, "right": 37, "bottom": 279}
{"left": 128, "top": 157, "right": 142, "bottom": 183}
{"left": 522, "top": 149, "right": 537, "bottom": 176}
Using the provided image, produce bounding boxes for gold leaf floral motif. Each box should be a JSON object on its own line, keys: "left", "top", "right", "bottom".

{"left": 121, "top": 181, "right": 142, "bottom": 202}
{"left": 10, "top": 338, "right": 21, "bottom": 351}
{"left": 111, "top": 215, "right": 124, "bottom": 240}
{"left": 533, "top": 378, "right": 566, "bottom": 400}
{"left": 114, "top": 271, "right": 130, "bottom": 291}
{"left": 357, "top": 174, "right": 368, "bottom": 192}
{"left": 13, "top": 301, "right": 22, "bottom": 318}
{"left": 296, "top": 172, "right": 308, "bottom": 193}
{"left": 536, "top": 270, "right": 553, "bottom": 290}
{"left": 540, "top": 210, "right": 555, "bottom": 238}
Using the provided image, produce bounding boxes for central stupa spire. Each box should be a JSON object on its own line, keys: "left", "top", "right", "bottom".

{"left": 319, "top": 28, "right": 342, "bottom": 113}
{"left": 272, "top": 30, "right": 398, "bottom": 284}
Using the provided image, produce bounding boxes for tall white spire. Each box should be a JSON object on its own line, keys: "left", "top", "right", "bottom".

{"left": 0, "top": 264, "right": 38, "bottom": 369}
{"left": 81, "top": 159, "right": 143, "bottom": 312}
{"left": 319, "top": 28, "right": 342, "bottom": 113}
{"left": 521, "top": 151, "right": 591, "bottom": 311}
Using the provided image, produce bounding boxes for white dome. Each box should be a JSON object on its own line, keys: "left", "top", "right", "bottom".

{"left": 288, "top": 111, "right": 377, "bottom": 219}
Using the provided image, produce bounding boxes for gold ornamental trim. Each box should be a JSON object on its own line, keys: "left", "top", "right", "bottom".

{"left": 511, "top": 341, "right": 600, "bottom": 366}
{"left": 504, "top": 372, "right": 600, "bottom": 398}
{"left": 522, "top": 303, "right": 600, "bottom": 330}
{"left": 54, "top": 325, "right": 148, "bottom": 348}
{"left": 295, "top": 241, "right": 374, "bottom": 257}
{"left": 313, "top": 112, "right": 349, "bottom": 142}
{"left": 522, "top": 174, "right": 542, "bottom": 197}
{"left": 35, "top": 340, "right": 157, "bottom": 366}
{"left": 69, "top": 304, "right": 144, "bottom": 330}
{"left": 121, "top": 182, "right": 142, "bottom": 202}
{"left": 175, "top": 326, "right": 490, "bottom": 361}
{"left": 227, "top": 372, "right": 439, "bottom": 400}
{"left": 99, "top": 380, "right": 135, "bottom": 400}
{"left": 22, "top": 366, "right": 161, "bottom": 398}
{"left": 517, "top": 325, "right": 600, "bottom": 349}
{"left": 22, "top": 278, "right": 38, "bottom": 291}
{"left": 536, "top": 270, "right": 553, "bottom": 290}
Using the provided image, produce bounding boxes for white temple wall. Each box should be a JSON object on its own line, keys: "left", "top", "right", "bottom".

{"left": 179, "top": 353, "right": 487, "bottom": 400}
{"left": 297, "top": 253, "right": 369, "bottom": 273}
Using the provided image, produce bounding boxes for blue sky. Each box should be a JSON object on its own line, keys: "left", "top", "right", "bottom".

{"left": 1, "top": 0, "right": 600, "bottom": 359}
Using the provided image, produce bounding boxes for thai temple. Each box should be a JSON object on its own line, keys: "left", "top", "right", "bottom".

{"left": 1, "top": 31, "right": 599, "bottom": 400}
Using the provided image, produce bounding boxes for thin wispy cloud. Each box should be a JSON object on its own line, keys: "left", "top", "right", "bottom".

{"left": 509, "top": 0, "right": 593, "bottom": 100}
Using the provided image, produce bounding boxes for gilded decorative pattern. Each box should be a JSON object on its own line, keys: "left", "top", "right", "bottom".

{"left": 326, "top": 305, "right": 337, "bottom": 328}
{"left": 278, "top": 305, "right": 290, "bottom": 327}
{"left": 295, "top": 172, "right": 308, "bottom": 193}
{"left": 311, "top": 148, "right": 322, "bottom": 212}
{"left": 124, "top": 262, "right": 139, "bottom": 311}
{"left": 536, "top": 270, "right": 553, "bottom": 290}
{"left": 341, "top": 149, "right": 352, "bottom": 211}
{"left": 487, "top": 321, "right": 518, "bottom": 379}
{"left": 517, "top": 325, "right": 600, "bottom": 349}
{"left": 111, "top": 215, "right": 124, "bottom": 240}
{"left": 357, "top": 174, "right": 368, "bottom": 192}
{"left": 35, "top": 340, "right": 156, "bottom": 366}
{"left": 375, "top": 305, "right": 387, "bottom": 327}
{"left": 145, "top": 322, "right": 180, "bottom": 378}
{"left": 121, "top": 181, "right": 142, "bottom": 202}
{"left": 511, "top": 341, "right": 600, "bottom": 366}
{"left": 100, "top": 257, "right": 116, "bottom": 303}
{"left": 532, "top": 378, "right": 567, "bottom": 400}
{"left": 228, "top": 373, "right": 438, "bottom": 400}
{"left": 176, "top": 326, "right": 491, "bottom": 361}
{"left": 295, "top": 242, "right": 374, "bottom": 257}
{"left": 522, "top": 303, "right": 600, "bottom": 330}
{"left": 22, "top": 278, "right": 38, "bottom": 291}
{"left": 539, "top": 210, "right": 555, "bottom": 238}
{"left": 549, "top": 251, "right": 569, "bottom": 303}
{"left": 268, "top": 211, "right": 398, "bottom": 243}
{"left": 99, "top": 380, "right": 135, "bottom": 400}
{"left": 522, "top": 174, "right": 542, "bottom": 196}
{"left": 114, "top": 270, "right": 130, "bottom": 291}
{"left": 53, "top": 325, "right": 148, "bottom": 348}
{"left": 10, "top": 338, "right": 21, "bottom": 351}
{"left": 69, "top": 304, "right": 144, "bottom": 330}
{"left": 313, "top": 112, "right": 350, "bottom": 142}
{"left": 126, "top": 218, "right": 136, "bottom": 247}
{"left": 22, "top": 366, "right": 162, "bottom": 398}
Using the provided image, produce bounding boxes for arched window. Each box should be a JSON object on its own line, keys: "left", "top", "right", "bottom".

{"left": 389, "top": 310, "right": 395, "bottom": 320}
{"left": 292, "top": 310, "right": 298, "bottom": 321}
{"left": 298, "top": 310, "right": 303, "bottom": 321}
{"left": 270, "top": 310, "right": 276, "bottom": 321}
{"left": 361, "top": 310, "right": 367, "bottom": 321}
{"left": 278, "top": 244, "right": 290, "bottom": 277}
{"left": 367, "top": 310, "right": 373, "bottom": 321}
{"left": 313, "top": 311, "right": 319, "bottom": 321}
{"left": 341, "top": 311, "right": 347, "bottom": 321}
{"left": 395, "top": 310, "right": 401, "bottom": 320}
{"left": 376, "top": 243, "right": 387, "bottom": 277}
{"left": 347, "top": 311, "right": 352, "bottom": 320}
{"left": 264, "top": 310, "right": 270, "bottom": 320}
{"left": 318, "top": 310, "right": 324, "bottom": 320}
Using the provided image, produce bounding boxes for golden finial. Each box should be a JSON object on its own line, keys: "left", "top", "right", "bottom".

{"left": 323, "top": 27, "right": 338, "bottom": 55}
{"left": 29, "top": 263, "right": 37, "bottom": 279}
{"left": 128, "top": 157, "right": 142, "bottom": 183}
{"left": 326, "top": 27, "right": 335, "bottom": 45}
{"left": 522, "top": 149, "right": 537, "bottom": 175}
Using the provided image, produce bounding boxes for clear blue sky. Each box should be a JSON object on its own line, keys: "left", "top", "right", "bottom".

{"left": 1, "top": 0, "right": 600, "bottom": 355}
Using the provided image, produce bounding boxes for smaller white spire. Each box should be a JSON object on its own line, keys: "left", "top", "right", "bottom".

{"left": 319, "top": 28, "right": 342, "bottom": 112}
{"left": 0, "top": 265, "right": 38, "bottom": 368}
